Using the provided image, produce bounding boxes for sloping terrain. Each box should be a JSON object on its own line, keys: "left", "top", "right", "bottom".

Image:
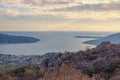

{"left": 84, "top": 33, "right": 120, "bottom": 45}
{"left": 0, "top": 41, "right": 120, "bottom": 80}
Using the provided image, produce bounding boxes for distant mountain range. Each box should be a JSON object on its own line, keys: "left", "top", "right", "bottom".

{"left": 0, "top": 33, "right": 40, "bottom": 44}
{"left": 84, "top": 33, "right": 120, "bottom": 45}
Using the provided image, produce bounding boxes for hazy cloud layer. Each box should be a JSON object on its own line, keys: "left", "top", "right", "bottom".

{"left": 0, "top": 0, "right": 120, "bottom": 20}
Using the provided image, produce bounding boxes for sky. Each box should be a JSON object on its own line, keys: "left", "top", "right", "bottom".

{"left": 0, "top": 0, "right": 120, "bottom": 31}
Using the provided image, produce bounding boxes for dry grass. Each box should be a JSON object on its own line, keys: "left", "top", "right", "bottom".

{"left": 38, "top": 63, "right": 92, "bottom": 80}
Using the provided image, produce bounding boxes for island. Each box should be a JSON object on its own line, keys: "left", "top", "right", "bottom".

{"left": 75, "top": 36, "right": 102, "bottom": 38}
{"left": 84, "top": 33, "right": 120, "bottom": 45}
{"left": 0, "top": 33, "right": 40, "bottom": 44}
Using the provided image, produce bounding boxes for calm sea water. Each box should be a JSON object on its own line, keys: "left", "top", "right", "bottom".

{"left": 0, "top": 31, "right": 113, "bottom": 55}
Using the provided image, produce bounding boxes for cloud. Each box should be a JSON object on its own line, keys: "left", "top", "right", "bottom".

{"left": 53, "top": 1, "right": 120, "bottom": 11}
{"left": 0, "top": 9, "right": 20, "bottom": 16}
{"left": 0, "top": 0, "right": 120, "bottom": 20}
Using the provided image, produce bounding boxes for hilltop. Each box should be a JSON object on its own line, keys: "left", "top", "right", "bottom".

{"left": 0, "top": 33, "right": 40, "bottom": 44}
{"left": 84, "top": 33, "right": 120, "bottom": 45}
{"left": 0, "top": 41, "right": 120, "bottom": 80}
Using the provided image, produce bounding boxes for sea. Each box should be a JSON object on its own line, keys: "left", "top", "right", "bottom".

{"left": 0, "top": 31, "right": 114, "bottom": 55}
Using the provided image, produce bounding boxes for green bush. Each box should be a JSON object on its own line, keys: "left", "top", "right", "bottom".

{"left": 9, "top": 67, "right": 25, "bottom": 76}
{"left": 87, "top": 67, "right": 99, "bottom": 77}
{"left": 104, "top": 62, "right": 120, "bottom": 73}
{"left": 7, "top": 65, "right": 47, "bottom": 78}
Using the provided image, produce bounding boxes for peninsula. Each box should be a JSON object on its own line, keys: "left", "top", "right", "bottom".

{"left": 0, "top": 33, "right": 40, "bottom": 44}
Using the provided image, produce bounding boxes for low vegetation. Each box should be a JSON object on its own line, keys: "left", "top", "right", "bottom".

{"left": 0, "top": 41, "right": 120, "bottom": 80}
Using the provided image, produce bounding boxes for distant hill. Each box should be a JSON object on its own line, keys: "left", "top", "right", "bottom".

{"left": 84, "top": 33, "right": 120, "bottom": 45}
{"left": 0, "top": 33, "right": 40, "bottom": 44}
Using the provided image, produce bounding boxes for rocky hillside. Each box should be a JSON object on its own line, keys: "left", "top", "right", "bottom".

{"left": 0, "top": 41, "right": 120, "bottom": 80}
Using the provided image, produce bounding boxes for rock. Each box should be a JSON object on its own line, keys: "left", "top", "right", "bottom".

{"left": 96, "top": 41, "right": 112, "bottom": 52}
{"left": 93, "top": 57, "right": 108, "bottom": 70}
{"left": 74, "top": 62, "right": 93, "bottom": 74}
{"left": 110, "top": 75, "right": 120, "bottom": 80}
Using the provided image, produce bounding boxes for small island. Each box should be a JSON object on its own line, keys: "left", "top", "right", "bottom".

{"left": 75, "top": 36, "right": 102, "bottom": 38}
{"left": 0, "top": 33, "right": 40, "bottom": 44}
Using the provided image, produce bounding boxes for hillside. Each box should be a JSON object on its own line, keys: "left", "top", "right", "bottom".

{"left": 0, "top": 41, "right": 120, "bottom": 80}
{"left": 0, "top": 33, "right": 40, "bottom": 44}
{"left": 84, "top": 33, "right": 120, "bottom": 45}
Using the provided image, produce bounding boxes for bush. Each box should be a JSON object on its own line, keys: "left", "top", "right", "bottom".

{"left": 9, "top": 67, "right": 25, "bottom": 76}
{"left": 87, "top": 67, "right": 99, "bottom": 77}
{"left": 104, "top": 62, "right": 120, "bottom": 73}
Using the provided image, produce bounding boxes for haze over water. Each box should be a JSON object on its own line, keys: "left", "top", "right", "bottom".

{"left": 0, "top": 31, "right": 113, "bottom": 55}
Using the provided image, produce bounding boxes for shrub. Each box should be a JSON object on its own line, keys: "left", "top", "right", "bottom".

{"left": 87, "top": 67, "right": 99, "bottom": 77}
{"left": 104, "top": 62, "right": 120, "bottom": 73}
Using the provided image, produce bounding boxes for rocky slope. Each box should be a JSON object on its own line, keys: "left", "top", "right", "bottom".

{"left": 0, "top": 41, "right": 120, "bottom": 80}
{"left": 39, "top": 41, "right": 120, "bottom": 80}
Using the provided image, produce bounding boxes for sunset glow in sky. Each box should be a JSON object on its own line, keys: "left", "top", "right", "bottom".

{"left": 0, "top": 0, "right": 120, "bottom": 31}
